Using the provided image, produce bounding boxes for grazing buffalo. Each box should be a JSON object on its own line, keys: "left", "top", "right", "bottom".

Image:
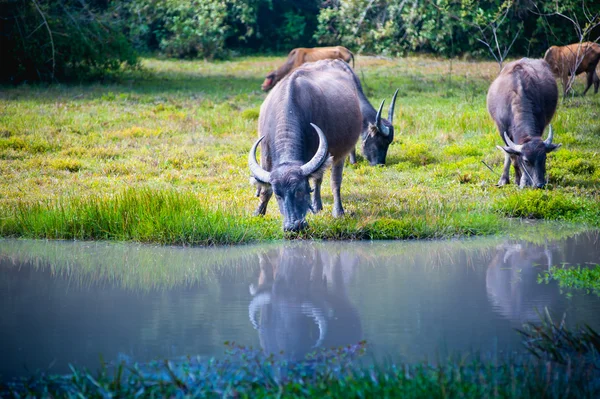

{"left": 544, "top": 42, "right": 600, "bottom": 97}
{"left": 249, "top": 59, "right": 362, "bottom": 232}
{"left": 321, "top": 60, "right": 399, "bottom": 166}
{"left": 487, "top": 58, "right": 560, "bottom": 188}
{"left": 261, "top": 46, "right": 354, "bottom": 92}
{"left": 248, "top": 245, "right": 362, "bottom": 360}
{"left": 486, "top": 242, "right": 556, "bottom": 324}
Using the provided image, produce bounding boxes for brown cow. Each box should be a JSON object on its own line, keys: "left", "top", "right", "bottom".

{"left": 544, "top": 42, "right": 600, "bottom": 97}
{"left": 261, "top": 46, "right": 354, "bottom": 91}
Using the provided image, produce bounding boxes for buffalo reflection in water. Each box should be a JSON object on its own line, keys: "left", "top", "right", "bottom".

{"left": 486, "top": 242, "right": 556, "bottom": 324}
{"left": 248, "top": 245, "right": 362, "bottom": 360}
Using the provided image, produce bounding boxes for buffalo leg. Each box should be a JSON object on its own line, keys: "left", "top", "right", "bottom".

{"left": 594, "top": 70, "right": 599, "bottom": 94}
{"left": 583, "top": 70, "right": 594, "bottom": 95}
{"left": 348, "top": 148, "right": 357, "bottom": 164}
{"left": 254, "top": 186, "right": 272, "bottom": 216}
{"left": 512, "top": 157, "right": 522, "bottom": 186}
{"left": 562, "top": 74, "right": 570, "bottom": 98}
{"left": 311, "top": 177, "right": 323, "bottom": 213}
{"left": 330, "top": 159, "right": 345, "bottom": 217}
{"left": 498, "top": 152, "right": 511, "bottom": 186}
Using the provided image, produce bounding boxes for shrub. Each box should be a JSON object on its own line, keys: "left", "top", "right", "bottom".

{"left": 1, "top": 0, "right": 138, "bottom": 82}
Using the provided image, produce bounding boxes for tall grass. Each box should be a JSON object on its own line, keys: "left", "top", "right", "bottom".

{"left": 0, "top": 189, "right": 280, "bottom": 245}
{"left": 2, "top": 339, "right": 599, "bottom": 398}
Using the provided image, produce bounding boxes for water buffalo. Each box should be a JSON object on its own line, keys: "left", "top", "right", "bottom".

{"left": 314, "top": 59, "right": 398, "bottom": 166}
{"left": 261, "top": 46, "right": 354, "bottom": 92}
{"left": 544, "top": 42, "right": 600, "bottom": 97}
{"left": 249, "top": 59, "right": 362, "bottom": 232}
{"left": 487, "top": 58, "right": 561, "bottom": 188}
{"left": 248, "top": 245, "right": 362, "bottom": 360}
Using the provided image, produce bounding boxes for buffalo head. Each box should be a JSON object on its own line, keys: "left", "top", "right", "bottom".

{"left": 261, "top": 72, "right": 276, "bottom": 92}
{"left": 496, "top": 127, "right": 561, "bottom": 188}
{"left": 362, "top": 89, "right": 399, "bottom": 165}
{"left": 249, "top": 124, "right": 329, "bottom": 232}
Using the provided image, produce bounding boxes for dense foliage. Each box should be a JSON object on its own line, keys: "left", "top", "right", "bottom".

{"left": 1, "top": 0, "right": 138, "bottom": 83}
{"left": 314, "top": 0, "right": 600, "bottom": 58}
{"left": 3, "top": 0, "right": 599, "bottom": 81}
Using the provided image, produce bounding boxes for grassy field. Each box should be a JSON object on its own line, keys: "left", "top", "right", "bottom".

{"left": 1, "top": 56, "right": 599, "bottom": 244}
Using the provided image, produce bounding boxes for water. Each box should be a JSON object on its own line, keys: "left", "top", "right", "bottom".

{"left": 1, "top": 232, "right": 599, "bottom": 378}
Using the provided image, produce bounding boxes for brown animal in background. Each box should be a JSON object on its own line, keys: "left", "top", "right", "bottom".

{"left": 543, "top": 42, "right": 600, "bottom": 97}
{"left": 261, "top": 46, "right": 354, "bottom": 91}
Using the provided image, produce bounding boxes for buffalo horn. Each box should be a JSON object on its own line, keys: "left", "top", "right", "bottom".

{"left": 375, "top": 99, "right": 386, "bottom": 136}
{"left": 248, "top": 292, "right": 271, "bottom": 330}
{"left": 301, "top": 123, "right": 329, "bottom": 176}
{"left": 503, "top": 132, "right": 523, "bottom": 152}
{"left": 388, "top": 88, "right": 399, "bottom": 124}
{"left": 249, "top": 136, "right": 271, "bottom": 184}
{"left": 302, "top": 303, "right": 327, "bottom": 348}
{"left": 544, "top": 125, "right": 554, "bottom": 147}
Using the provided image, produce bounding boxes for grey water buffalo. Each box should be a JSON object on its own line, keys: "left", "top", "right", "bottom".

{"left": 248, "top": 245, "right": 362, "bottom": 360}
{"left": 486, "top": 242, "right": 556, "bottom": 324}
{"left": 487, "top": 58, "right": 561, "bottom": 188}
{"left": 324, "top": 61, "right": 399, "bottom": 166}
{"left": 249, "top": 59, "right": 362, "bottom": 232}
{"left": 544, "top": 42, "right": 600, "bottom": 97}
{"left": 261, "top": 46, "right": 354, "bottom": 92}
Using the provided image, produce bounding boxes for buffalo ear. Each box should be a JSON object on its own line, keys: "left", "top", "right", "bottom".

{"left": 367, "top": 123, "right": 378, "bottom": 138}
{"left": 496, "top": 145, "right": 521, "bottom": 155}
{"left": 250, "top": 176, "right": 271, "bottom": 189}
{"left": 545, "top": 143, "right": 561, "bottom": 153}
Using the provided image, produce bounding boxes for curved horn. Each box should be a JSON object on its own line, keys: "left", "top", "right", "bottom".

{"left": 375, "top": 99, "right": 385, "bottom": 132}
{"left": 503, "top": 132, "right": 523, "bottom": 152}
{"left": 388, "top": 89, "right": 399, "bottom": 124}
{"left": 249, "top": 136, "right": 271, "bottom": 184}
{"left": 375, "top": 99, "right": 392, "bottom": 137}
{"left": 248, "top": 292, "right": 271, "bottom": 330}
{"left": 302, "top": 303, "right": 328, "bottom": 348}
{"left": 301, "top": 123, "right": 329, "bottom": 176}
{"left": 544, "top": 125, "right": 554, "bottom": 146}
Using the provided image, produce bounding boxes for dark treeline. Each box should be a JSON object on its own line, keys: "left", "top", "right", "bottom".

{"left": 2, "top": 0, "right": 599, "bottom": 82}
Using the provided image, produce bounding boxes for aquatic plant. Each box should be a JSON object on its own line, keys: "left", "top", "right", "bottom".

{"left": 518, "top": 310, "right": 600, "bottom": 367}
{"left": 2, "top": 339, "right": 599, "bottom": 398}
{"left": 538, "top": 264, "right": 600, "bottom": 296}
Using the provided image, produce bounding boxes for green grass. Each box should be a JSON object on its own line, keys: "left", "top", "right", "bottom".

{"left": 2, "top": 337, "right": 599, "bottom": 398}
{"left": 1, "top": 56, "right": 599, "bottom": 244}
{"left": 0, "top": 189, "right": 279, "bottom": 245}
{"left": 539, "top": 264, "right": 600, "bottom": 296}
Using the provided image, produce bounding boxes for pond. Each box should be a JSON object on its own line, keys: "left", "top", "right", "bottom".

{"left": 1, "top": 231, "right": 599, "bottom": 379}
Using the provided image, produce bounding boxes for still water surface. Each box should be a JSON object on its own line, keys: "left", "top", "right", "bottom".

{"left": 1, "top": 232, "right": 599, "bottom": 378}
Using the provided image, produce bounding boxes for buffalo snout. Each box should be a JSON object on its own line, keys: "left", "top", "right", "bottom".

{"left": 284, "top": 219, "right": 308, "bottom": 232}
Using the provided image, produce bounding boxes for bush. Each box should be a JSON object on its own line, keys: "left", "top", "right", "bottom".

{"left": 127, "top": 0, "right": 230, "bottom": 59}
{"left": 313, "top": 0, "right": 600, "bottom": 58}
{"left": 1, "top": 0, "right": 138, "bottom": 83}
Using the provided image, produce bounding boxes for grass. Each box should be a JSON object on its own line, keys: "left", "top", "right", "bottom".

{"left": 539, "top": 264, "right": 600, "bottom": 296}
{"left": 1, "top": 56, "right": 599, "bottom": 244}
{"left": 2, "top": 331, "right": 599, "bottom": 398}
